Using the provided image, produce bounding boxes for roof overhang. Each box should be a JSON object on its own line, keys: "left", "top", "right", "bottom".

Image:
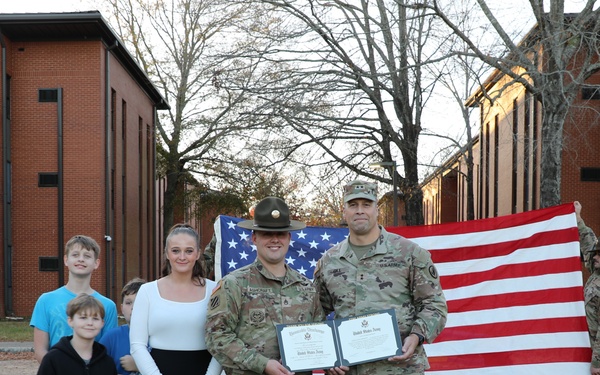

{"left": 0, "top": 11, "right": 169, "bottom": 110}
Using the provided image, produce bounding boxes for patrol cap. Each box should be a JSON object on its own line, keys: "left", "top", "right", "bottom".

{"left": 238, "top": 197, "right": 306, "bottom": 232}
{"left": 343, "top": 180, "right": 377, "bottom": 203}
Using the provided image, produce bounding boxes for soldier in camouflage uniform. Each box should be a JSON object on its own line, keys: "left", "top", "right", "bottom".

{"left": 576, "top": 201, "right": 600, "bottom": 374}
{"left": 576, "top": 201, "right": 597, "bottom": 271}
{"left": 204, "top": 233, "right": 216, "bottom": 279}
{"left": 205, "top": 197, "right": 325, "bottom": 375}
{"left": 314, "top": 180, "right": 447, "bottom": 375}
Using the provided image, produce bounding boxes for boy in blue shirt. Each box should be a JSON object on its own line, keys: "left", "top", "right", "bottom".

{"left": 100, "top": 277, "right": 146, "bottom": 374}
{"left": 31, "top": 235, "right": 118, "bottom": 363}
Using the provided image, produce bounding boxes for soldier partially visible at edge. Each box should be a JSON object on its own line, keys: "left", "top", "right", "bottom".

{"left": 575, "top": 201, "right": 597, "bottom": 262}
{"left": 575, "top": 201, "right": 600, "bottom": 375}
{"left": 203, "top": 233, "right": 216, "bottom": 280}
{"left": 205, "top": 196, "right": 325, "bottom": 375}
{"left": 314, "top": 180, "right": 447, "bottom": 375}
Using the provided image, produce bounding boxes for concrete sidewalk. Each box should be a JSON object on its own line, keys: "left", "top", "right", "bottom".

{"left": 0, "top": 341, "right": 33, "bottom": 353}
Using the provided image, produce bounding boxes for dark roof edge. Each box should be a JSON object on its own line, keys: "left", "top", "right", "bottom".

{"left": 0, "top": 11, "right": 103, "bottom": 21}
{"left": 0, "top": 11, "right": 169, "bottom": 110}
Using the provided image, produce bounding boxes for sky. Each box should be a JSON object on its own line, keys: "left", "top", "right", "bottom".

{"left": 2, "top": 0, "right": 589, "bottom": 15}
{"left": 3, "top": 0, "right": 594, "bottom": 180}
{"left": 2, "top": 0, "right": 92, "bottom": 13}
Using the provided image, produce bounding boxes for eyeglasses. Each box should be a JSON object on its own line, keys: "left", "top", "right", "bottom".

{"left": 590, "top": 250, "right": 600, "bottom": 258}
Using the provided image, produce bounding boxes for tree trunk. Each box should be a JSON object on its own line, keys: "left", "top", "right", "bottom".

{"left": 162, "top": 160, "right": 186, "bottom": 239}
{"left": 539, "top": 91, "right": 569, "bottom": 208}
{"left": 401, "top": 143, "right": 424, "bottom": 226}
{"left": 404, "top": 186, "right": 424, "bottom": 226}
{"left": 465, "top": 147, "right": 475, "bottom": 220}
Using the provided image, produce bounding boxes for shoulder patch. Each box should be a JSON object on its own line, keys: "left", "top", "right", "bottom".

{"left": 210, "top": 280, "right": 222, "bottom": 296}
{"left": 209, "top": 295, "right": 220, "bottom": 310}
{"left": 208, "top": 280, "right": 223, "bottom": 310}
{"left": 429, "top": 265, "right": 438, "bottom": 279}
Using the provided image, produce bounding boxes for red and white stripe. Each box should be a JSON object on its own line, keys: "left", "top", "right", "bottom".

{"left": 390, "top": 203, "right": 591, "bottom": 374}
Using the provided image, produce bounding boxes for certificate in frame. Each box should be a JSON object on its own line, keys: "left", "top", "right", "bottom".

{"left": 276, "top": 309, "right": 402, "bottom": 372}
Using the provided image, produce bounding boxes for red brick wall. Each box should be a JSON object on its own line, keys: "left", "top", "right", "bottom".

{"left": 0, "top": 38, "right": 159, "bottom": 316}
{"left": 106, "top": 52, "right": 159, "bottom": 301}
{"left": 561, "top": 73, "right": 600, "bottom": 228}
{"left": 422, "top": 70, "right": 600, "bottom": 232}
{"left": 7, "top": 40, "right": 107, "bottom": 317}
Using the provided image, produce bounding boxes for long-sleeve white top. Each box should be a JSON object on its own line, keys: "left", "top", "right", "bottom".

{"left": 129, "top": 279, "right": 221, "bottom": 375}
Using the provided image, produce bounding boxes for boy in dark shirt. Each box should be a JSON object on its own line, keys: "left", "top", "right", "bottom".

{"left": 37, "top": 293, "right": 117, "bottom": 375}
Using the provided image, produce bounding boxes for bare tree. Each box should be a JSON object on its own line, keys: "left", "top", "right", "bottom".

{"left": 103, "top": 0, "right": 270, "bottom": 234}
{"left": 420, "top": 0, "right": 495, "bottom": 220}
{"left": 227, "top": 0, "right": 454, "bottom": 225}
{"left": 422, "top": 57, "right": 484, "bottom": 220}
{"left": 301, "top": 166, "right": 349, "bottom": 226}
{"left": 423, "top": 0, "right": 600, "bottom": 207}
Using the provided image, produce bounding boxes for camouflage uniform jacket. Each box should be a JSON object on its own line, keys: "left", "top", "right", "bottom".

{"left": 313, "top": 227, "right": 447, "bottom": 374}
{"left": 585, "top": 271, "right": 600, "bottom": 368}
{"left": 205, "top": 259, "right": 325, "bottom": 375}
{"left": 579, "top": 219, "right": 597, "bottom": 273}
{"left": 204, "top": 234, "right": 216, "bottom": 279}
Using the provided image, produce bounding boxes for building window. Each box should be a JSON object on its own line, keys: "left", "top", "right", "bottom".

{"left": 581, "top": 168, "right": 600, "bottom": 181}
{"left": 38, "top": 172, "right": 58, "bottom": 187}
{"left": 582, "top": 86, "right": 600, "bottom": 100}
{"left": 38, "top": 89, "right": 58, "bottom": 102}
{"left": 39, "top": 257, "right": 59, "bottom": 271}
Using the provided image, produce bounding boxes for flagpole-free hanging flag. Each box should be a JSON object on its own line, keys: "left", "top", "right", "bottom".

{"left": 213, "top": 203, "right": 590, "bottom": 374}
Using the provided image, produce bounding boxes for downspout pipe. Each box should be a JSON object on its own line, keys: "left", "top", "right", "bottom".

{"left": 1, "top": 29, "right": 13, "bottom": 316}
{"left": 57, "top": 88, "right": 64, "bottom": 286}
{"left": 152, "top": 107, "right": 158, "bottom": 280}
{"left": 105, "top": 40, "right": 118, "bottom": 299}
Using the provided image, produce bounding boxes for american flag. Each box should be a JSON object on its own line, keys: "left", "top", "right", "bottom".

{"left": 213, "top": 216, "right": 348, "bottom": 280}
{"left": 213, "top": 203, "right": 590, "bottom": 373}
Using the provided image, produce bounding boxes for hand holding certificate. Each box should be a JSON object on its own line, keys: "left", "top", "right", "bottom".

{"left": 276, "top": 309, "right": 402, "bottom": 372}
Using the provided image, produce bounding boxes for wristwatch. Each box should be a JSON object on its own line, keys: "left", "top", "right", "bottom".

{"left": 414, "top": 333, "right": 425, "bottom": 345}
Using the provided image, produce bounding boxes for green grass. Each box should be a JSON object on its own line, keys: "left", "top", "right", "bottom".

{"left": 0, "top": 318, "right": 33, "bottom": 342}
{"left": 0, "top": 316, "right": 126, "bottom": 342}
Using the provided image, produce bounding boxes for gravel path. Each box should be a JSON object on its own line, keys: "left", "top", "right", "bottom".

{"left": 0, "top": 352, "right": 38, "bottom": 374}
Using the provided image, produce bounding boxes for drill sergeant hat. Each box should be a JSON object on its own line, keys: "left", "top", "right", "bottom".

{"left": 238, "top": 196, "right": 306, "bottom": 232}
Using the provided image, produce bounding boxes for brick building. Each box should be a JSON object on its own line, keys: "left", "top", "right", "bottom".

{"left": 0, "top": 12, "right": 168, "bottom": 317}
{"left": 421, "top": 26, "right": 600, "bottom": 234}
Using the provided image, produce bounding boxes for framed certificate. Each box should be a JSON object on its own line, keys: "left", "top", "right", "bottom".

{"left": 276, "top": 309, "right": 402, "bottom": 372}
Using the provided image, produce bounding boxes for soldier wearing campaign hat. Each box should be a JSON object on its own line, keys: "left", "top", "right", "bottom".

{"left": 314, "top": 180, "right": 447, "bottom": 375}
{"left": 205, "top": 197, "right": 324, "bottom": 375}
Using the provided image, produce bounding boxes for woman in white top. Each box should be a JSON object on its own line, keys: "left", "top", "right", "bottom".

{"left": 130, "top": 224, "right": 221, "bottom": 375}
